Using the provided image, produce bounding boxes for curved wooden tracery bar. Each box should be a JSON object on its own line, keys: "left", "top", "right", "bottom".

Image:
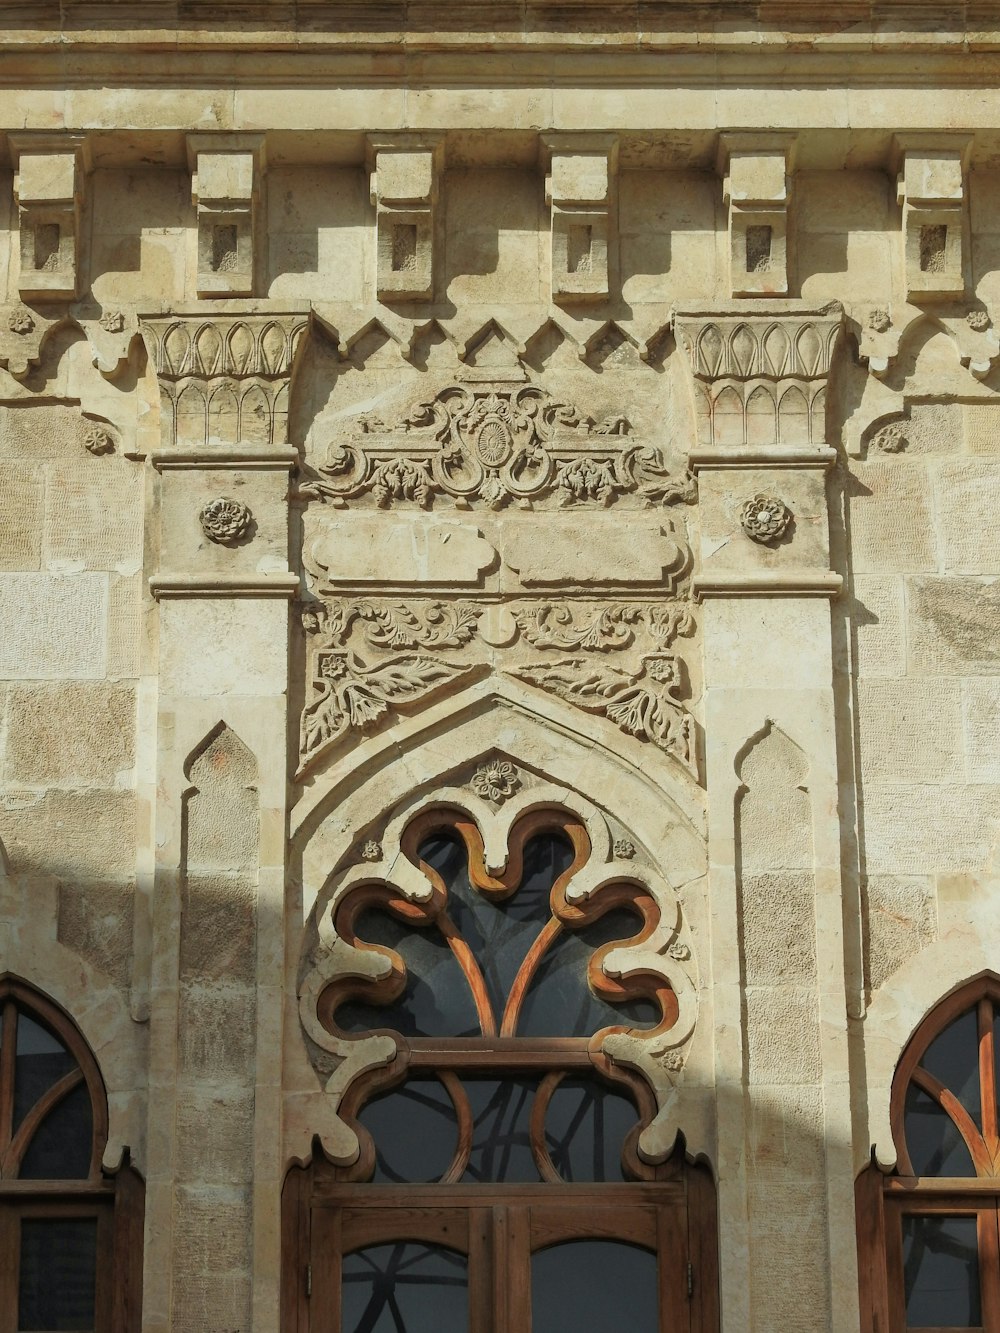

{"left": 320, "top": 806, "right": 679, "bottom": 1183}
{"left": 891, "top": 976, "right": 1000, "bottom": 1178}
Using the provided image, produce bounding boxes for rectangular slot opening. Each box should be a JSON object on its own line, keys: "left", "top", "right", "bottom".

{"left": 211, "top": 224, "right": 239, "bottom": 273}
{"left": 32, "top": 223, "right": 61, "bottom": 272}
{"left": 745, "top": 225, "right": 772, "bottom": 273}
{"left": 391, "top": 223, "right": 418, "bottom": 273}
{"left": 919, "top": 224, "right": 948, "bottom": 273}
{"left": 567, "top": 225, "right": 593, "bottom": 274}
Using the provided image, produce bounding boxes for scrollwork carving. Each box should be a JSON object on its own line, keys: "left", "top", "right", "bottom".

{"left": 299, "top": 382, "right": 690, "bottom": 510}
{"left": 510, "top": 653, "right": 695, "bottom": 773}
{"left": 300, "top": 596, "right": 697, "bottom": 772}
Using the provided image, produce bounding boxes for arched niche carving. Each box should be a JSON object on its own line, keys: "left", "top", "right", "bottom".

{"left": 290, "top": 686, "right": 708, "bottom": 1173}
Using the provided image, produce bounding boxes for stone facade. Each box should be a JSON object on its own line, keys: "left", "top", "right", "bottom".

{"left": 1, "top": 3, "right": 999, "bottom": 1330}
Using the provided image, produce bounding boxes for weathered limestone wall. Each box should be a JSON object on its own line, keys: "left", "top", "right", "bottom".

{"left": 0, "top": 7, "right": 998, "bottom": 1330}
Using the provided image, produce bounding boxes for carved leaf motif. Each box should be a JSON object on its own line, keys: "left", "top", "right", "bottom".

{"left": 731, "top": 324, "right": 757, "bottom": 377}
{"left": 696, "top": 324, "right": 723, "bottom": 377}
{"left": 510, "top": 655, "right": 693, "bottom": 770}
{"left": 195, "top": 322, "right": 223, "bottom": 376}
{"left": 228, "top": 322, "right": 255, "bottom": 375}
{"left": 514, "top": 604, "right": 639, "bottom": 651}
{"left": 302, "top": 651, "right": 470, "bottom": 759}
{"left": 762, "top": 324, "right": 789, "bottom": 378}
{"left": 356, "top": 602, "right": 480, "bottom": 650}
{"left": 796, "top": 323, "right": 823, "bottom": 376}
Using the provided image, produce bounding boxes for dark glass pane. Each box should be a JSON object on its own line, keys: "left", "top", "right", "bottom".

{"left": 360, "top": 1076, "right": 458, "bottom": 1183}
{"left": 19, "top": 1081, "right": 93, "bottom": 1180}
{"left": 18, "top": 1217, "right": 98, "bottom": 1331}
{"left": 14, "top": 1012, "right": 78, "bottom": 1131}
{"left": 921, "top": 1007, "right": 982, "bottom": 1128}
{"left": 904, "top": 1083, "right": 976, "bottom": 1177}
{"left": 518, "top": 907, "right": 658, "bottom": 1038}
{"left": 902, "top": 1214, "right": 981, "bottom": 1327}
{"left": 423, "top": 833, "right": 574, "bottom": 1024}
{"left": 336, "top": 903, "right": 479, "bottom": 1038}
{"left": 463, "top": 1078, "right": 539, "bottom": 1182}
{"left": 544, "top": 1076, "right": 637, "bottom": 1181}
{"left": 532, "top": 1241, "right": 657, "bottom": 1332}
{"left": 341, "top": 1243, "right": 467, "bottom": 1333}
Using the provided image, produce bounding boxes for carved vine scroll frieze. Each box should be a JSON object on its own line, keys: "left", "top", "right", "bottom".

{"left": 297, "top": 382, "right": 693, "bottom": 510}
{"left": 300, "top": 596, "right": 697, "bottom": 772}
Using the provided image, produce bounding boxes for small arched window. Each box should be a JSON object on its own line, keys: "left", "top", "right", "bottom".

{"left": 860, "top": 976, "right": 1000, "bottom": 1332}
{"left": 287, "top": 806, "right": 717, "bottom": 1332}
{"left": 0, "top": 976, "right": 143, "bottom": 1333}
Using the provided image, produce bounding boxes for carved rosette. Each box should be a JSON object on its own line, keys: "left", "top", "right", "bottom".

{"left": 740, "top": 493, "right": 792, "bottom": 543}
{"left": 199, "top": 496, "right": 254, "bottom": 544}
{"left": 674, "top": 303, "right": 843, "bottom": 449}
{"left": 298, "top": 382, "right": 693, "bottom": 511}
{"left": 140, "top": 312, "right": 309, "bottom": 452}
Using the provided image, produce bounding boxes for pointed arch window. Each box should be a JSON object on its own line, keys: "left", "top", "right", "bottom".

{"left": 0, "top": 977, "right": 142, "bottom": 1333}
{"left": 287, "top": 803, "right": 717, "bottom": 1332}
{"left": 860, "top": 977, "right": 1000, "bottom": 1332}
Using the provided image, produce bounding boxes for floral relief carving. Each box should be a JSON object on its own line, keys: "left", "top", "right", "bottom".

{"left": 83, "top": 423, "right": 115, "bottom": 456}
{"left": 613, "top": 838, "right": 636, "bottom": 859}
{"left": 510, "top": 654, "right": 695, "bottom": 773}
{"left": 470, "top": 759, "right": 521, "bottom": 802}
{"left": 302, "top": 648, "right": 473, "bottom": 760}
{"left": 8, "top": 308, "right": 34, "bottom": 335}
{"left": 299, "top": 596, "right": 697, "bottom": 771}
{"left": 740, "top": 493, "right": 792, "bottom": 544}
{"left": 359, "top": 839, "right": 382, "bottom": 862}
{"left": 299, "top": 382, "right": 692, "bottom": 511}
{"left": 199, "top": 496, "right": 254, "bottom": 545}
{"left": 870, "top": 422, "right": 907, "bottom": 454}
{"left": 99, "top": 309, "right": 125, "bottom": 334}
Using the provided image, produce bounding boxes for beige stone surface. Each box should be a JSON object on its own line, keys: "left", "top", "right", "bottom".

{"left": 0, "top": 12, "right": 997, "bottom": 1333}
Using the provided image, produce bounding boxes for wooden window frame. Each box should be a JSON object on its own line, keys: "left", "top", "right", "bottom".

{"left": 0, "top": 975, "right": 143, "bottom": 1333}
{"left": 284, "top": 808, "right": 719, "bottom": 1332}
{"left": 859, "top": 978, "right": 1000, "bottom": 1333}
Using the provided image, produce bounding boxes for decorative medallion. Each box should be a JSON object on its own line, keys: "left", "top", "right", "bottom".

{"left": 740, "top": 494, "right": 792, "bottom": 544}
{"left": 83, "top": 424, "right": 114, "bottom": 456}
{"left": 99, "top": 309, "right": 126, "bottom": 334}
{"left": 8, "top": 308, "right": 34, "bottom": 335}
{"left": 199, "top": 497, "right": 254, "bottom": 545}
{"left": 471, "top": 759, "right": 521, "bottom": 803}
{"left": 967, "top": 308, "right": 991, "bottom": 332}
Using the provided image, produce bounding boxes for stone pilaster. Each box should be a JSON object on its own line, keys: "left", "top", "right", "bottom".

{"left": 675, "top": 302, "right": 858, "bottom": 1331}
{"left": 139, "top": 305, "right": 307, "bottom": 1333}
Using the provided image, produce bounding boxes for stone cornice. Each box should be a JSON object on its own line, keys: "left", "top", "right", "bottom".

{"left": 3, "top": 4, "right": 1000, "bottom": 57}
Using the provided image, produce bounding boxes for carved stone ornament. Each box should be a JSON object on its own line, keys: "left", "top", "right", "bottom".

{"left": 83, "top": 423, "right": 114, "bottom": 456}
{"left": 359, "top": 839, "right": 382, "bottom": 862}
{"left": 868, "top": 307, "right": 892, "bottom": 333}
{"left": 674, "top": 304, "right": 842, "bottom": 449}
{"left": 470, "top": 759, "right": 521, "bottom": 803}
{"left": 968, "top": 308, "right": 991, "bottom": 332}
{"left": 8, "top": 307, "right": 34, "bottom": 335}
{"left": 613, "top": 838, "right": 636, "bottom": 858}
{"left": 299, "top": 382, "right": 693, "bottom": 510}
{"left": 199, "top": 496, "right": 254, "bottom": 545}
{"left": 298, "top": 788, "right": 698, "bottom": 1164}
{"left": 740, "top": 493, "right": 792, "bottom": 544}
{"left": 298, "top": 597, "right": 697, "bottom": 774}
{"left": 99, "top": 308, "right": 125, "bottom": 334}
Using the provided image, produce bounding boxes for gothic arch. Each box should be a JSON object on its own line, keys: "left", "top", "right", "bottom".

{"left": 287, "top": 681, "right": 709, "bottom": 1171}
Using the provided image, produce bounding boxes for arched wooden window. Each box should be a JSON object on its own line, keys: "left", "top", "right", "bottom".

{"left": 285, "top": 808, "right": 717, "bottom": 1332}
{"left": 0, "top": 976, "right": 143, "bottom": 1333}
{"left": 859, "top": 976, "right": 1000, "bottom": 1332}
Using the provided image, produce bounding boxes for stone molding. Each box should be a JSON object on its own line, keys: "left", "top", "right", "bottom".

{"left": 692, "top": 571, "right": 844, "bottom": 599}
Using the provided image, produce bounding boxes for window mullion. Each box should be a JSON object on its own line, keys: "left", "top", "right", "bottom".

{"left": 981, "top": 1000, "right": 1000, "bottom": 1163}
{"left": 492, "top": 1204, "right": 530, "bottom": 1333}
{"left": 0, "top": 1002, "right": 17, "bottom": 1166}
